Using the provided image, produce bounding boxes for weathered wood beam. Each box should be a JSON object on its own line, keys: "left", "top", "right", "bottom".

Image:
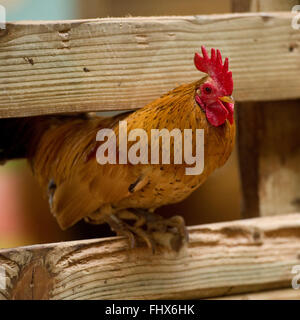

{"left": 0, "top": 213, "right": 300, "bottom": 300}
{"left": 234, "top": 0, "right": 300, "bottom": 218}
{"left": 238, "top": 100, "right": 300, "bottom": 218}
{"left": 0, "top": 12, "right": 299, "bottom": 118}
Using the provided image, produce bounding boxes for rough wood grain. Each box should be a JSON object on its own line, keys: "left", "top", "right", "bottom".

{"left": 0, "top": 12, "right": 300, "bottom": 118}
{"left": 235, "top": 0, "right": 300, "bottom": 218}
{"left": 237, "top": 100, "right": 300, "bottom": 218}
{"left": 0, "top": 214, "right": 300, "bottom": 300}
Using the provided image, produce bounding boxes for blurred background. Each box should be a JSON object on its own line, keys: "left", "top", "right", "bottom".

{"left": 0, "top": 0, "right": 240, "bottom": 249}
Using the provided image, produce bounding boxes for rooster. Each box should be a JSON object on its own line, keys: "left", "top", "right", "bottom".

{"left": 0, "top": 46, "right": 235, "bottom": 251}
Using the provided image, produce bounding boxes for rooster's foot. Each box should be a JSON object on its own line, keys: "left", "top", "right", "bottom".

{"left": 105, "top": 209, "right": 188, "bottom": 252}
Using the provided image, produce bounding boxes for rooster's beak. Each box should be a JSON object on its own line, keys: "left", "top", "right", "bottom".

{"left": 219, "top": 96, "right": 234, "bottom": 104}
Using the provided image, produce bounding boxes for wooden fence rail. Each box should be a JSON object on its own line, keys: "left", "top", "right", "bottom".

{"left": 0, "top": 214, "right": 300, "bottom": 300}
{"left": 0, "top": 12, "right": 299, "bottom": 117}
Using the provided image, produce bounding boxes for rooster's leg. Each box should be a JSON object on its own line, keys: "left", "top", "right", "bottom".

{"left": 105, "top": 209, "right": 188, "bottom": 252}
{"left": 105, "top": 211, "right": 155, "bottom": 250}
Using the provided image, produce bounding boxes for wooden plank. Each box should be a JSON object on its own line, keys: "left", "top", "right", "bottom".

{"left": 234, "top": 0, "right": 300, "bottom": 218}
{"left": 0, "top": 12, "right": 300, "bottom": 118}
{"left": 216, "top": 288, "right": 300, "bottom": 300}
{"left": 0, "top": 213, "right": 300, "bottom": 300}
{"left": 256, "top": 101, "right": 300, "bottom": 217}
{"left": 237, "top": 101, "right": 300, "bottom": 218}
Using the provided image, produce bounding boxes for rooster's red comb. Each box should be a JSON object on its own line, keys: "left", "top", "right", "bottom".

{"left": 194, "top": 46, "right": 233, "bottom": 95}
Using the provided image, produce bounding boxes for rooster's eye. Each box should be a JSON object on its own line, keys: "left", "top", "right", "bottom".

{"left": 204, "top": 86, "right": 212, "bottom": 94}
